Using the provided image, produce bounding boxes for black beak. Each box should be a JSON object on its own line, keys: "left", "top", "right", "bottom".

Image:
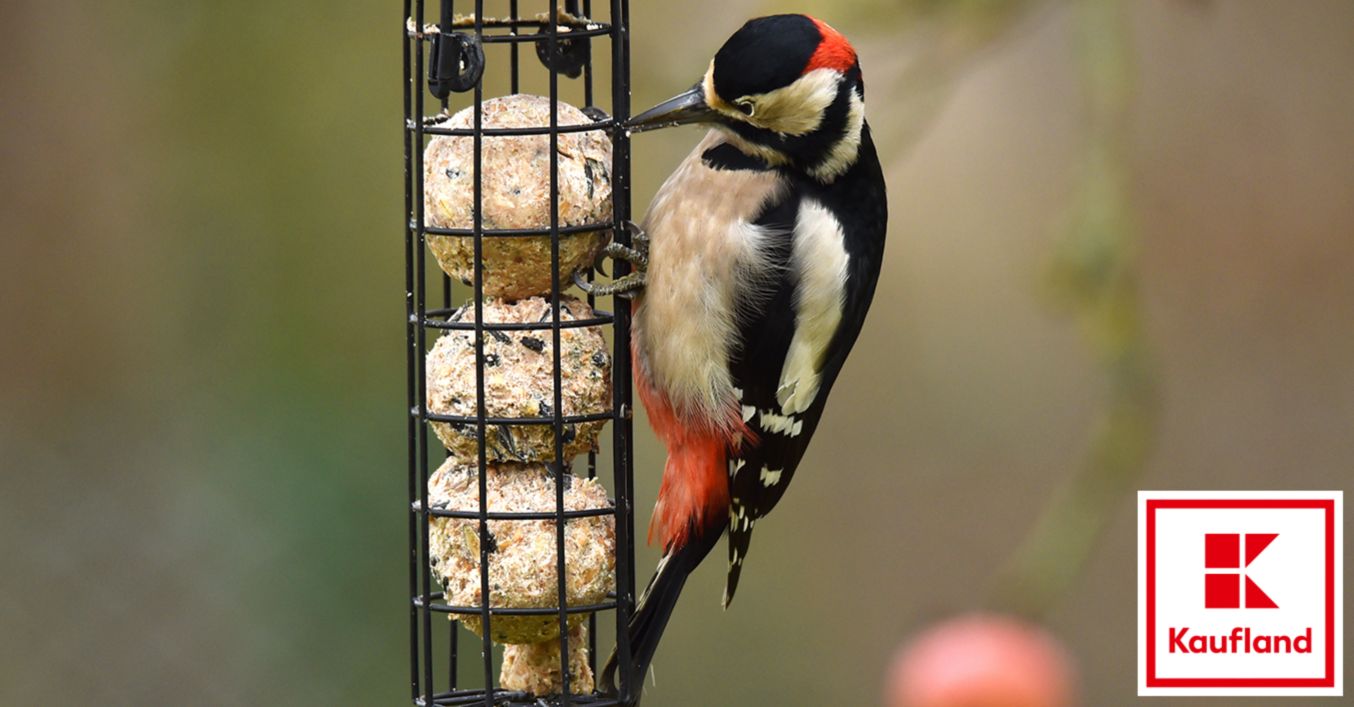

{"left": 627, "top": 84, "right": 717, "bottom": 133}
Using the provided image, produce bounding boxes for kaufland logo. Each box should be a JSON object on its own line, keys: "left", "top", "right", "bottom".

{"left": 1204, "top": 532, "right": 1278, "bottom": 609}
{"left": 1139, "top": 491, "right": 1343, "bottom": 696}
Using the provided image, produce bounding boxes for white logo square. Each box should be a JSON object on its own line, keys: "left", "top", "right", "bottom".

{"left": 1138, "top": 491, "right": 1342, "bottom": 696}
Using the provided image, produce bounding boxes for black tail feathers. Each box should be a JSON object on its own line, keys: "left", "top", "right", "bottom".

{"left": 601, "top": 526, "right": 721, "bottom": 705}
{"left": 722, "top": 507, "right": 757, "bottom": 609}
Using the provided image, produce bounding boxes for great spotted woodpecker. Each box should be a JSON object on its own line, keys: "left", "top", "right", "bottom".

{"left": 597, "top": 14, "right": 887, "bottom": 696}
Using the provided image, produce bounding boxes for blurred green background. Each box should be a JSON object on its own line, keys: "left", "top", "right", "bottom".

{"left": 2, "top": 1, "right": 1350, "bottom": 705}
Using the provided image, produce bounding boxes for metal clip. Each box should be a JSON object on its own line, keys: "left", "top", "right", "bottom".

{"left": 428, "top": 32, "right": 484, "bottom": 98}
{"left": 535, "top": 26, "right": 590, "bottom": 79}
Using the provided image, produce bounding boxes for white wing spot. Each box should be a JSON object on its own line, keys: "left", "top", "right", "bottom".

{"left": 742, "top": 405, "right": 756, "bottom": 422}
{"left": 757, "top": 409, "right": 802, "bottom": 437}
{"left": 760, "top": 466, "right": 783, "bottom": 487}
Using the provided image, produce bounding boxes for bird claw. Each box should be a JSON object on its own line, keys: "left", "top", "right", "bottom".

{"left": 603, "top": 241, "right": 648, "bottom": 270}
{"left": 575, "top": 221, "right": 649, "bottom": 298}
{"left": 573, "top": 270, "right": 647, "bottom": 299}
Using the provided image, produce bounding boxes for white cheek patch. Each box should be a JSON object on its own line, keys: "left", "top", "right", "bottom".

{"left": 776, "top": 199, "right": 849, "bottom": 415}
{"left": 754, "top": 69, "right": 841, "bottom": 136}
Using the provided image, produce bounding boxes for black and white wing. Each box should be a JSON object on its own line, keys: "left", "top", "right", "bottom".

{"left": 723, "top": 128, "right": 887, "bottom": 606}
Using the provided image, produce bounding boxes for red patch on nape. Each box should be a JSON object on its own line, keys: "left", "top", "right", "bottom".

{"left": 804, "top": 17, "right": 857, "bottom": 74}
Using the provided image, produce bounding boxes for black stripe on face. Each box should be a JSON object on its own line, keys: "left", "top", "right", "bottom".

{"left": 701, "top": 142, "right": 775, "bottom": 172}
{"left": 720, "top": 79, "right": 854, "bottom": 170}
{"left": 712, "top": 15, "right": 821, "bottom": 102}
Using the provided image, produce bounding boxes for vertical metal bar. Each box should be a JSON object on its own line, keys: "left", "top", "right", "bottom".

{"left": 413, "top": 0, "right": 437, "bottom": 702}
{"left": 608, "top": 0, "right": 637, "bottom": 700}
{"left": 403, "top": 0, "right": 420, "bottom": 701}
{"left": 471, "top": 4, "right": 494, "bottom": 705}
{"left": 449, "top": 618, "right": 459, "bottom": 694}
{"left": 436, "top": 29, "right": 454, "bottom": 696}
{"left": 580, "top": 0, "right": 599, "bottom": 675}
{"left": 582, "top": 0, "right": 595, "bottom": 109}
{"left": 509, "top": 0, "right": 520, "bottom": 94}
{"left": 546, "top": 9, "right": 575, "bottom": 703}
{"left": 442, "top": 0, "right": 458, "bottom": 694}
{"left": 438, "top": 0, "right": 452, "bottom": 114}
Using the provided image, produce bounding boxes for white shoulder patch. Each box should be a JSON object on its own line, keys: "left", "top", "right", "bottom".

{"left": 776, "top": 199, "right": 849, "bottom": 415}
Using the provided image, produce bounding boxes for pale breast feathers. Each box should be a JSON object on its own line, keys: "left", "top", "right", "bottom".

{"left": 635, "top": 130, "right": 788, "bottom": 425}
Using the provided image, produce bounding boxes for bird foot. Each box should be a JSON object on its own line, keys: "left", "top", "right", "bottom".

{"left": 603, "top": 242, "right": 648, "bottom": 269}
{"left": 573, "top": 270, "right": 647, "bottom": 299}
{"left": 575, "top": 221, "right": 649, "bottom": 299}
{"left": 603, "top": 227, "right": 649, "bottom": 269}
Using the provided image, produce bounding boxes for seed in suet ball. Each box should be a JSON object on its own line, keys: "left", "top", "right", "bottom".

{"left": 423, "top": 94, "right": 613, "bottom": 301}
{"left": 426, "top": 297, "right": 611, "bottom": 464}
{"left": 427, "top": 459, "right": 616, "bottom": 645}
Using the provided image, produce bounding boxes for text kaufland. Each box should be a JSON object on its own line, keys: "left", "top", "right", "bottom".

{"left": 1169, "top": 627, "right": 1313, "bottom": 654}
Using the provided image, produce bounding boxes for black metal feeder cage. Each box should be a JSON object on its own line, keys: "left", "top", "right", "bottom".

{"left": 403, "top": 1, "right": 637, "bottom": 705}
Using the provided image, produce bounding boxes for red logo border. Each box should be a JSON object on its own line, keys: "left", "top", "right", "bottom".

{"left": 1144, "top": 498, "right": 1336, "bottom": 688}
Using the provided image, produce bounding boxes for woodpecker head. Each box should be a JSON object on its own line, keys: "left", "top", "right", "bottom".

{"left": 630, "top": 14, "right": 866, "bottom": 182}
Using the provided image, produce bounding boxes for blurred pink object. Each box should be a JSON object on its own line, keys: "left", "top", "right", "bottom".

{"left": 886, "top": 613, "right": 1077, "bottom": 707}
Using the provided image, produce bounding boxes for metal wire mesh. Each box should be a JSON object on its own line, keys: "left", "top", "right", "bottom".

{"left": 403, "top": 1, "right": 637, "bottom": 704}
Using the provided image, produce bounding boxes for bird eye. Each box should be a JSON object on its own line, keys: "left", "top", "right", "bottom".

{"left": 734, "top": 98, "right": 756, "bottom": 117}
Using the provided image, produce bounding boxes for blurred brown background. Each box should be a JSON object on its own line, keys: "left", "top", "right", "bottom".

{"left": 1, "top": 1, "right": 1350, "bottom": 705}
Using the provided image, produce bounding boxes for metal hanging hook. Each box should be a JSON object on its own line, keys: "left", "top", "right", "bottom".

{"left": 428, "top": 31, "right": 485, "bottom": 98}
{"left": 535, "top": 27, "right": 590, "bottom": 79}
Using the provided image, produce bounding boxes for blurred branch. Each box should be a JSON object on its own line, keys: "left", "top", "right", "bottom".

{"left": 993, "top": 0, "right": 1158, "bottom": 619}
